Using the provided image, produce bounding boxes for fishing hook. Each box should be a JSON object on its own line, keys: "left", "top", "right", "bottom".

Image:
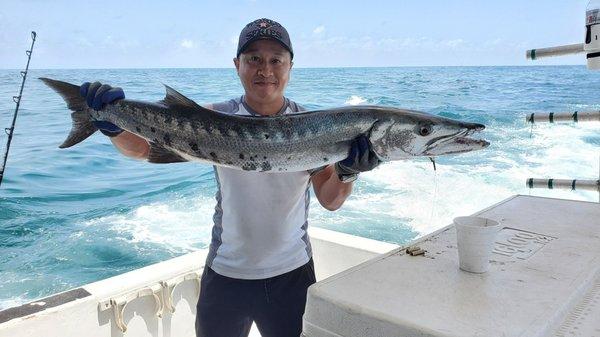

{"left": 429, "top": 157, "right": 436, "bottom": 171}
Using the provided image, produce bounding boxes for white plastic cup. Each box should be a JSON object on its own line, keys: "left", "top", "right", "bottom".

{"left": 454, "top": 216, "right": 500, "bottom": 273}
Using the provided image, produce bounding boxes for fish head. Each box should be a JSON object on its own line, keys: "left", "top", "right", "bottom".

{"left": 368, "top": 108, "right": 489, "bottom": 160}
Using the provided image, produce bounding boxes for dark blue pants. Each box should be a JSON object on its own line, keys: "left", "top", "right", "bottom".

{"left": 195, "top": 259, "right": 316, "bottom": 337}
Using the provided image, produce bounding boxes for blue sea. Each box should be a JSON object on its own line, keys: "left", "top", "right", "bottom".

{"left": 0, "top": 66, "right": 598, "bottom": 309}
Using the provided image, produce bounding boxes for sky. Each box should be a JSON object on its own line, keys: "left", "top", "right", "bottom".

{"left": 0, "top": 0, "right": 591, "bottom": 69}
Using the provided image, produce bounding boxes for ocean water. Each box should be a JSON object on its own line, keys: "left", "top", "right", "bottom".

{"left": 0, "top": 66, "right": 599, "bottom": 309}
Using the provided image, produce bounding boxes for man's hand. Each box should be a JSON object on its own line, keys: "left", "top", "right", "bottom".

{"left": 334, "top": 135, "right": 381, "bottom": 182}
{"left": 80, "top": 81, "right": 125, "bottom": 137}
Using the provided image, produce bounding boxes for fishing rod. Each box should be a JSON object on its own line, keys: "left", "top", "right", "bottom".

{"left": 0, "top": 31, "right": 37, "bottom": 188}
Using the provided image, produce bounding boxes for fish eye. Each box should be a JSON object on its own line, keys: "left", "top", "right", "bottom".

{"left": 417, "top": 124, "right": 432, "bottom": 136}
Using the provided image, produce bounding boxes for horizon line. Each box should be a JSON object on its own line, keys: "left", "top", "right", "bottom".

{"left": 0, "top": 64, "right": 587, "bottom": 71}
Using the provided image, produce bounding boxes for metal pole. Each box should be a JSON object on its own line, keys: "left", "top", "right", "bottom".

{"left": 0, "top": 31, "right": 37, "bottom": 187}
{"left": 526, "top": 111, "right": 600, "bottom": 124}
{"left": 526, "top": 178, "right": 600, "bottom": 192}
{"left": 526, "top": 43, "right": 585, "bottom": 60}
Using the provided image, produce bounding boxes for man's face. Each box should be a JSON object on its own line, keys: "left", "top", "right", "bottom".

{"left": 234, "top": 39, "right": 293, "bottom": 106}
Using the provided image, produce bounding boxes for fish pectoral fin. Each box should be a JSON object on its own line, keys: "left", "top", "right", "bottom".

{"left": 147, "top": 142, "right": 188, "bottom": 164}
{"left": 160, "top": 85, "right": 203, "bottom": 110}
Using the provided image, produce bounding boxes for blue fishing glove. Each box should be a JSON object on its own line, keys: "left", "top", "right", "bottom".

{"left": 334, "top": 135, "right": 381, "bottom": 183}
{"left": 80, "top": 81, "right": 125, "bottom": 137}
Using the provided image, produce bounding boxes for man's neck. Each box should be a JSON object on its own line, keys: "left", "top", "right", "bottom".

{"left": 243, "top": 96, "right": 285, "bottom": 116}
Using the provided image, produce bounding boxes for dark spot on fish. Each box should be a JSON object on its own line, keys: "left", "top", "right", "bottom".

{"left": 226, "top": 161, "right": 233, "bottom": 165}
{"left": 135, "top": 127, "right": 141, "bottom": 133}
{"left": 234, "top": 125, "right": 245, "bottom": 134}
{"left": 323, "top": 157, "right": 328, "bottom": 162}
{"left": 239, "top": 153, "right": 245, "bottom": 160}
{"left": 261, "top": 162, "right": 272, "bottom": 171}
{"left": 150, "top": 127, "right": 156, "bottom": 133}
{"left": 264, "top": 134, "right": 270, "bottom": 139}
{"left": 263, "top": 156, "right": 267, "bottom": 160}
{"left": 242, "top": 162, "right": 257, "bottom": 171}
{"left": 250, "top": 156, "right": 256, "bottom": 161}
{"left": 218, "top": 126, "right": 229, "bottom": 136}
{"left": 189, "top": 142, "right": 198, "bottom": 151}
{"left": 287, "top": 156, "right": 292, "bottom": 160}
{"left": 210, "top": 152, "right": 217, "bottom": 159}
{"left": 163, "top": 134, "right": 172, "bottom": 146}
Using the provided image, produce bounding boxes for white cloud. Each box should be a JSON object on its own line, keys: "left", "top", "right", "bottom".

{"left": 313, "top": 25, "right": 325, "bottom": 34}
{"left": 443, "top": 38, "right": 465, "bottom": 48}
{"left": 181, "top": 39, "right": 195, "bottom": 49}
{"left": 306, "top": 35, "right": 469, "bottom": 52}
{"left": 117, "top": 39, "right": 141, "bottom": 52}
{"left": 102, "top": 35, "right": 115, "bottom": 46}
{"left": 75, "top": 36, "right": 93, "bottom": 47}
{"left": 485, "top": 38, "right": 504, "bottom": 47}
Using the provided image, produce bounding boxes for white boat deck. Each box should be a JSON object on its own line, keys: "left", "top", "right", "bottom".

{"left": 303, "top": 195, "right": 600, "bottom": 337}
{"left": 0, "top": 226, "right": 398, "bottom": 337}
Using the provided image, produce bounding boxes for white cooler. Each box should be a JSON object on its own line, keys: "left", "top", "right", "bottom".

{"left": 302, "top": 195, "right": 600, "bottom": 337}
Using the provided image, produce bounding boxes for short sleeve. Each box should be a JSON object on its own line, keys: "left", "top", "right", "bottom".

{"left": 212, "top": 98, "right": 241, "bottom": 114}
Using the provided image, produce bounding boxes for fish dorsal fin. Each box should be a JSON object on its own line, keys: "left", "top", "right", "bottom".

{"left": 160, "top": 84, "right": 203, "bottom": 110}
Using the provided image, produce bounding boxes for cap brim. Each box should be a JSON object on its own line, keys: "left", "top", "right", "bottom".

{"left": 237, "top": 37, "right": 293, "bottom": 59}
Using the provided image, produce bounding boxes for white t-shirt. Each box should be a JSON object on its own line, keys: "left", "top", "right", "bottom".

{"left": 205, "top": 96, "right": 319, "bottom": 279}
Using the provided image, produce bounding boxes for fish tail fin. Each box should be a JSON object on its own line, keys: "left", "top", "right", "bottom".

{"left": 39, "top": 77, "right": 97, "bottom": 148}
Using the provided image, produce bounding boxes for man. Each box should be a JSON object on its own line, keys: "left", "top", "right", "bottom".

{"left": 80, "top": 18, "right": 380, "bottom": 337}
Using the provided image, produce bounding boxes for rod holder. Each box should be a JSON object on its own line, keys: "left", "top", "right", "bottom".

{"left": 160, "top": 271, "right": 201, "bottom": 314}
{"left": 526, "top": 178, "right": 600, "bottom": 192}
{"left": 100, "top": 283, "right": 164, "bottom": 333}
{"left": 526, "top": 43, "right": 585, "bottom": 60}
{"left": 526, "top": 111, "right": 600, "bottom": 124}
{"left": 98, "top": 269, "right": 202, "bottom": 333}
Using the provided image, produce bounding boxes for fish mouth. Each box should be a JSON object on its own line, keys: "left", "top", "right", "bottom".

{"left": 425, "top": 124, "right": 489, "bottom": 156}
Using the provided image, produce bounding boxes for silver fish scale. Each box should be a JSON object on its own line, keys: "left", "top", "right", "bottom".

{"left": 95, "top": 101, "right": 380, "bottom": 172}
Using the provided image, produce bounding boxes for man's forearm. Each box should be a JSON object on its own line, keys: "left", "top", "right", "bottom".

{"left": 110, "top": 131, "right": 150, "bottom": 159}
{"left": 312, "top": 165, "right": 353, "bottom": 211}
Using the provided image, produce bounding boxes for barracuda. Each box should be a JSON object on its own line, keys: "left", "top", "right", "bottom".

{"left": 40, "top": 77, "right": 489, "bottom": 172}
